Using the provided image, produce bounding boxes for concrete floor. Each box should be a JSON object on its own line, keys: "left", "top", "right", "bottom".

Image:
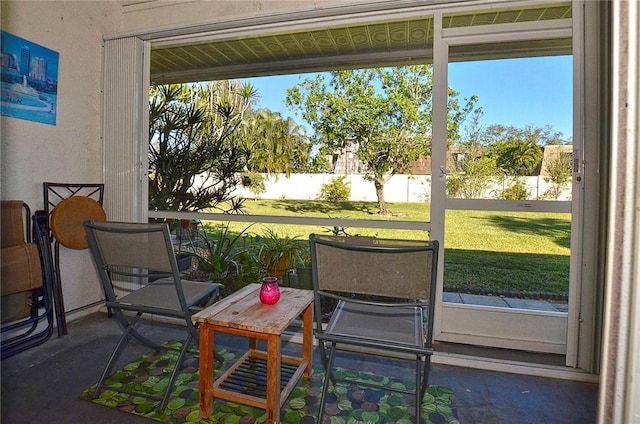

{"left": 1, "top": 313, "right": 598, "bottom": 424}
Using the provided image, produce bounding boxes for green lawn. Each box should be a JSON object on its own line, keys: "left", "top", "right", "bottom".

{"left": 203, "top": 199, "right": 571, "bottom": 298}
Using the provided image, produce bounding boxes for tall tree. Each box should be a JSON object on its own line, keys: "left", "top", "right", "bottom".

{"left": 286, "top": 67, "right": 478, "bottom": 215}
{"left": 241, "top": 109, "right": 312, "bottom": 175}
{"left": 148, "top": 81, "right": 257, "bottom": 212}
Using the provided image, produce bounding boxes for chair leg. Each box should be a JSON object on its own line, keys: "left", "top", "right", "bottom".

{"left": 111, "top": 310, "right": 163, "bottom": 351}
{"left": 318, "top": 342, "right": 337, "bottom": 423}
{"left": 413, "top": 354, "right": 432, "bottom": 423}
{"left": 159, "top": 332, "right": 193, "bottom": 411}
{"left": 95, "top": 311, "right": 215, "bottom": 411}
{"left": 318, "top": 339, "right": 328, "bottom": 369}
{"left": 318, "top": 340, "right": 337, "bottom": 383}
{"left": 93, "top": 313, "right": 143, "bottom": 399}
{"left": 189, "top": 323, "right": 224, "bottom": 363}
{"left": 189, "top": 288, "right": 223, "bottom": 363}
{"left": 415, "top": 355, "right": 422, "bottom": 423}
{"left": 421, "top": 354, "right": 431, "bottom": 397}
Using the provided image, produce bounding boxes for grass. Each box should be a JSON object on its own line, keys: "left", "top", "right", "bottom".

{"left": 200, "top": 199, "right": 571, "bottom": 298}
{"left": 443, "top": 210, "right": 570, "bottom": 298}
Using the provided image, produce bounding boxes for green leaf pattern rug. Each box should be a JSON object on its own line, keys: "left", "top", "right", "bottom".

{"left": 80, "top": 342, "right": 458, "bottom": 424}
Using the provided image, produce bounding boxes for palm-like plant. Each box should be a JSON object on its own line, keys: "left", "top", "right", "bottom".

{"left": 148, "top": 81, "right": 257, "bottom": 213}
{"left": 242, "top": 109, "right": 312, "bottom": 175}
{"left": 257, "top": 228, "right": 306, "bottom": 278}
{"left": 484, "top": 125, "right": 545, "bottom": 176}
{"left": 186, "top": 222, "right": 262, "bottom": 294}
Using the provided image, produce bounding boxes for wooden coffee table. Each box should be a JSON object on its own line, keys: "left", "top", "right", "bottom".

{"left": 192, "top": 283, "right": 314, "bottom": 423}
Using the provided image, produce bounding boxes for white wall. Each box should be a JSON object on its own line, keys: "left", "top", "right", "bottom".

{"left": 234, "top": 173, "right": 571, "bottom": 202}
{"left": 235, "top": 174, "right": 431, "bottom": 202}
{"left": 1, "top": 1, "right": 120, "bottom": 316}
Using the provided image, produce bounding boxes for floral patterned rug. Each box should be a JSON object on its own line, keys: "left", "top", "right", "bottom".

{"left": 80, "top": 342, "right": 459, "bottom": 424}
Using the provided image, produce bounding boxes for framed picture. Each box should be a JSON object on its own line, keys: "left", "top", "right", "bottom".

{"left": 1, "top": 31, "right": 59, "bottom": 125}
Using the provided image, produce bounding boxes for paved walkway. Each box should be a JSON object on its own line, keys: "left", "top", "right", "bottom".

{"left": 443, "top": 292, "right": 569, "bottom": 313}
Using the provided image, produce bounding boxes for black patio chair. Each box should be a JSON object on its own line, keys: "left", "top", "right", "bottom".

{"left": 84, "top": 220, "right": 223, "bottom": 412}
{"left": 309, "top": 234, "right": 439, "bottom": 423}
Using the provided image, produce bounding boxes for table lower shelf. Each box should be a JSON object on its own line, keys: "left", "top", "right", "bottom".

{"left": 212, "top": 350, "right": 309, "bottom": 410}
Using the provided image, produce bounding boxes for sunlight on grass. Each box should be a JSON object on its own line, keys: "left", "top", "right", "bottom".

{"left": 211, "top": 199, "right": 432, "bottom": 240}
{"left": 445, "top": 210, "right": 570, "bottom": 255}
{"left": 202, "top": 199, "right": 571, "bottom": 296}
{"left": 444, "top": 210, "right": 570, "bottom": 296}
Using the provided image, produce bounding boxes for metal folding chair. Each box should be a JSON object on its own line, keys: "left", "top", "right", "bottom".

{"left": 43, "top": 182, "right": 106, "bottom": 335}
{"left": 309, "top": 234, "right": 439, "bottom": 423}
{"left": 84, "top": 220, "right": 223, "bottom": 411}
{"left": 1, "top": 203, "right": 55, "bottom": 359}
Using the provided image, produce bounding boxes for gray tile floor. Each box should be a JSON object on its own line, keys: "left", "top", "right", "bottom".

{"left": 1, "top": 313, "right": 597, "bottom": 424}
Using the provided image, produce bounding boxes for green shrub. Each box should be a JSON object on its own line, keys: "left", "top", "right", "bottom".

{"left": 500, "top": 178, "right": 530, "bottom": 200}
{"left": 445, "top": 174, "right": 466, "bottom": 198}
{"left": 542, "top": 152, "right": 572, "bottom": 199}
{"left": 318, "top": 176, "right": 351, "bottom": 202}
{"left": 241, "top": 172, "right": 266, "bottom": 199}
{"left": 445, "top": 156, "right": 498, "bottom": 199}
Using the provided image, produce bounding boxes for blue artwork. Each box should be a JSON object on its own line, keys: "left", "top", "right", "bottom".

{"left": 1, "top": 31, "right": 59, "bottom": 125}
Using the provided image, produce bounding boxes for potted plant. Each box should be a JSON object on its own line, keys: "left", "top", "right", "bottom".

{"left": 257, "top": 228, "right": 305, "bottom": 283}
{"left": 174, "top": 219, "right": 199, "bottom": 270}
{"left": 148, "top": 219, "right": 195, "bottom": 281}
{"left": 292, "top": 247, "right": 313, "bottom": 290}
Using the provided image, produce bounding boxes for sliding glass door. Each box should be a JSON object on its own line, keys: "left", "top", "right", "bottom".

{"left": 431, "top": 11, "right": 582, "bottom": 364}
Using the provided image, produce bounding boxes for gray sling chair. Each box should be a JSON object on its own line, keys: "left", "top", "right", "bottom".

{"left": 309, "top": 234, "right": 439, "bottom": 423}
{"left": 84, "top": 220, "right": 223, "bottom": 412}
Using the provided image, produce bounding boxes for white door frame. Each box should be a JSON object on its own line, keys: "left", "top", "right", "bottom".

{"left": 430, "top": 12, "right": 584, "bottom": 359}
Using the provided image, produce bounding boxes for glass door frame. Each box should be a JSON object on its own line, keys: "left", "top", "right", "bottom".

{"left": 430, "top": 11, "right": 584, "bottom": 365}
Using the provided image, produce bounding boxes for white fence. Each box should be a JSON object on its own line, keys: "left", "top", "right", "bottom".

{"left": 231, "top": 173, "right": 572, "bottom": 202}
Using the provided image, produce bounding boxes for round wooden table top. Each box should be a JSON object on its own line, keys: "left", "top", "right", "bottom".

{"left": 50, "top": 196, "right": 106, "bottom": 249}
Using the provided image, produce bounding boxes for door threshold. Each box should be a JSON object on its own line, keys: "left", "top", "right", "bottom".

{"left": 432, "top": 347, "right": 598, "bottom": 383}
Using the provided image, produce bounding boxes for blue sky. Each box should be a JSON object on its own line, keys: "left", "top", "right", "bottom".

{"left": 246, "top": 55, "right": 573, "bottom": 139}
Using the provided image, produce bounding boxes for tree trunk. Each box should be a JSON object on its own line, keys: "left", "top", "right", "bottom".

{"left": 374, "top": 179, "right": 390, "bottom": 215}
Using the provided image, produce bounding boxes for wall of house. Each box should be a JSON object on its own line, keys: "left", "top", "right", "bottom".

{"left": 1, "top": 1, "right": 121, "bottom": 316}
